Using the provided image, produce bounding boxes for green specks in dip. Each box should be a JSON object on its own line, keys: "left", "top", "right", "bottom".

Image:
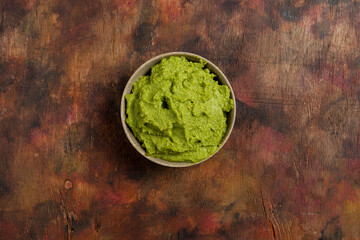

{"left": 125, "top": 56, "right": 234, "bottom": 163}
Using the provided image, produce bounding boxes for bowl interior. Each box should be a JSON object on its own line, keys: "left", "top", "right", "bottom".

{"left": 121, "top": 52, "right": 236, "bottom": 167}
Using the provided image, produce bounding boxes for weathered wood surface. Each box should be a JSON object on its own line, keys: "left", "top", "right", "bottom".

{"left": 0, "top": 0, "right": 359, "bottom": 239}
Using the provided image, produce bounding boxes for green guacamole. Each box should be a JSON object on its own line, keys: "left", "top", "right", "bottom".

{"left": 125, "top": 56, "right": 233, "bottom": 163}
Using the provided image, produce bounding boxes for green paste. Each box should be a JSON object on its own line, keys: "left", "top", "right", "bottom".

{"left": 125, "top": 56, "right": 233, "bottom": 163}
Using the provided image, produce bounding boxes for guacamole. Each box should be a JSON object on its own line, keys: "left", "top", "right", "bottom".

{"left": 125, "top": 56, "right": 233, "bottom": 163}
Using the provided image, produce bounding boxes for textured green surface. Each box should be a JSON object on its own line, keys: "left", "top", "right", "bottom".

{"left": 126, "top": 56, "right": 233, "bottom": 162}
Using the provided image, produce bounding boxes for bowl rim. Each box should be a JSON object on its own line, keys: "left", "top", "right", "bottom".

{"left": 120, "top": 52, "right": 236, "bottom": 167}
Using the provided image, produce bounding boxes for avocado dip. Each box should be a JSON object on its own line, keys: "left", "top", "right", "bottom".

{"left": 125, "top": 56, "right": 233, "bottom": 163}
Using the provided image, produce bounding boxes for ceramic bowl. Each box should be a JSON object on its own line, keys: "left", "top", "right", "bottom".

{"left": 121, "top": 52, "right": 236, "bottom": 167}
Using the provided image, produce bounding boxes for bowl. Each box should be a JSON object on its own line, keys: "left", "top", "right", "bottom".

{"left": 120, "top": 52, "right": 236, "bottom": 167}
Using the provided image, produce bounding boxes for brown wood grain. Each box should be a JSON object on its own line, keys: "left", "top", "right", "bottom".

{"left": 0, "top": 0, "right": 359, "bottom": 239}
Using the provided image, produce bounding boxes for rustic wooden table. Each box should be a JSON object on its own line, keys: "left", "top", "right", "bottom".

{"left": 0, "top": 0, "right": 359, "bottom": 239}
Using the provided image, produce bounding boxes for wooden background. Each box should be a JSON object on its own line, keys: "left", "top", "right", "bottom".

{"left": 0, "top": 0, "right": 359, "bottom": 239}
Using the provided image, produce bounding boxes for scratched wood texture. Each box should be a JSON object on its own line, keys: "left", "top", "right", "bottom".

{"left": 0, "top": 0, "right": 359, "bottom": 239}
